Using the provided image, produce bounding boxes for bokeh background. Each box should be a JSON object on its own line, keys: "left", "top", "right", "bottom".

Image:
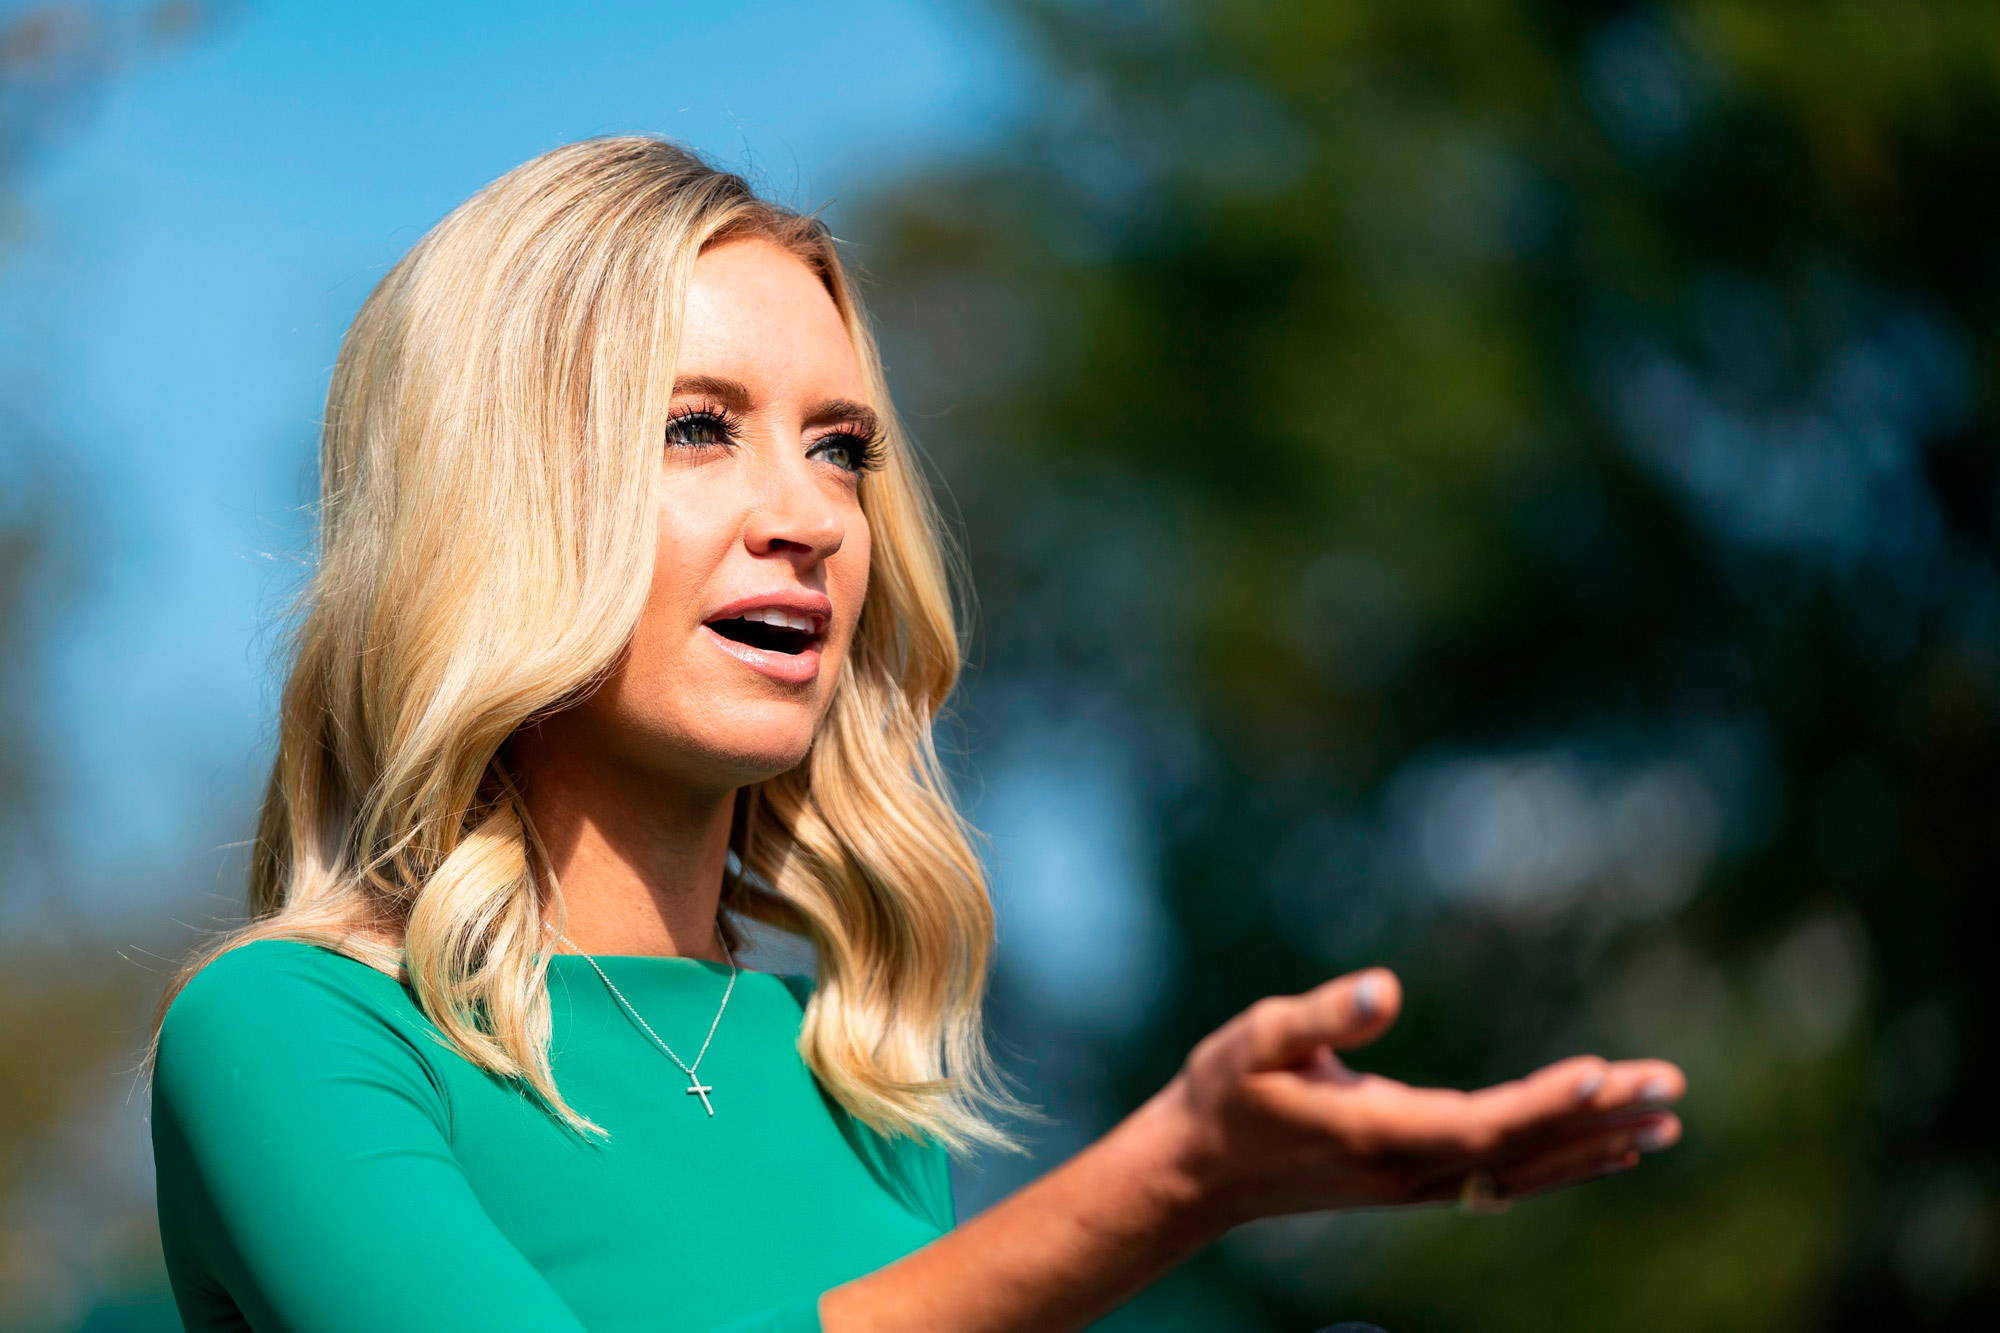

{"left": 2, "top": 1, "right": 1995, "bottom": 1329}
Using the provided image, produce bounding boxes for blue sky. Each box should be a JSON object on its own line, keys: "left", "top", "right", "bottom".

{"left": 3, "top": 0, "right": 1034, "bottom": 918}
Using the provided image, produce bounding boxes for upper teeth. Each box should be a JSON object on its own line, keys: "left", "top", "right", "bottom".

{"left": 741, "top": 608, "right": 816, "bottom": 633}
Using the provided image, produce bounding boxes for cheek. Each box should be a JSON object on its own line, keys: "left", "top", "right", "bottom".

{"left": 833, "top": 513, "right": 872, "bottom": 645}
{"left": 621, "top": 491, "right": 730, "bottom": 681}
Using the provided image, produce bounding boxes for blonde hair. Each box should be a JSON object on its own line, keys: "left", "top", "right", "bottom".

{"left": 148, "top": 135, "right": 1027, "bottom": 1154}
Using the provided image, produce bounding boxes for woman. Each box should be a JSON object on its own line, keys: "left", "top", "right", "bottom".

{"left": 148, "top": 136, "right": 1685, "bottom": 1333}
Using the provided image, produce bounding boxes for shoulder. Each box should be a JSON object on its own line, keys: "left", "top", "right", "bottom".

{"left": 769, "top": 968, "right": 957, "bottom": 1230}
{"left": 163, "top": 938, "right": 405, "bottom": 1031}
{"left": 773, "top": 970, "right": 817, "bottom": 1013}
{"left": 156, "top": 938, "right": 438, "bottom": 1090}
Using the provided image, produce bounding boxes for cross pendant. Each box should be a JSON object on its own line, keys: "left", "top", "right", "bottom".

{"left": 685, "top": 1078, "right": 715, "bottom": 1116}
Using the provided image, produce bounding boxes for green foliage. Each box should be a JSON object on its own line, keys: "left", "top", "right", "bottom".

{"left": 862, "top": 0, "right": 2000, "bottom": 1326}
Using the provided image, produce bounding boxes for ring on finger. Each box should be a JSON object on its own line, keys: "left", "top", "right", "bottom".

{"left": 1458, "top": 1167, "right": 1511, "bottom": 1215}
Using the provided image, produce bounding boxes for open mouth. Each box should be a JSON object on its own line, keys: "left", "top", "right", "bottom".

{"left": 704, "top": 608, "right": 822, "bottom": 656}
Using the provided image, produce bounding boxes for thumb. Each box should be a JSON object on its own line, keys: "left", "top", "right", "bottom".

{"left": 1237, "top": 967, "right": 1402, "bottom": 1075}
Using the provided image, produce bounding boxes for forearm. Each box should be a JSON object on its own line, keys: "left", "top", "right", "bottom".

{"left": 818, "top": 1086, "right": 1229, "bottom": 1333}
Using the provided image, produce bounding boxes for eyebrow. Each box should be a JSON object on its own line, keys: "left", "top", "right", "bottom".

{"left": 806, "top": 398, "right": 880, "bottom": 436}
{"left": 671, "top": 375, "right": 754, "bottom": 410}
{"left": 672, "top": 375, "right": 879, "bottom": 436}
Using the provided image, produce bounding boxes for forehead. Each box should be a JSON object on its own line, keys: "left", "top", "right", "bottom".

{"left": 676, "top": 237, "right": 863, "bottom": 396}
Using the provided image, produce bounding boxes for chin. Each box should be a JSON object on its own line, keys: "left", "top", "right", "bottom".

{"left": 679, "top": 698, "right": 824, "bottom": 787}
{"left": 710, "top": 739, "right": 817, "bottom": 786}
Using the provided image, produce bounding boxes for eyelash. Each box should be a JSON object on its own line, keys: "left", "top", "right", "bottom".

{"left": 664, "top": 402, "right": 885, "bottom": 475}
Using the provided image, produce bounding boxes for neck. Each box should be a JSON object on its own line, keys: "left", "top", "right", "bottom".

{"left": 504, "top": 724, "right": 737, "bottom": 965}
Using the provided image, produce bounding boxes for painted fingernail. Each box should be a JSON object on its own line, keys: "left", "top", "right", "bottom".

{"left": 1574, "top": 1071, "right": 1605, "bottom": 1102}
{"left": 1636, "top": 1077, "right": 1674, "bottom": 1105}
{"left": 1352, "top": 974, "right": 1383, "bottom": 1021}
{"left": 1635, "top": 1122, "right": 1675, "bottom": 1152}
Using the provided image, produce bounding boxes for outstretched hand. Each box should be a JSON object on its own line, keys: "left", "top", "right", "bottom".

{"left": 819, "top": 966, "right": 1684, "bottom": 1333}
{"left": 1150, "top": 968, "right": 1685, "bottom": 1225}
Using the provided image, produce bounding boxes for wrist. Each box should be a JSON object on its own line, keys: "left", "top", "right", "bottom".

{"left": 1102, "top": 1076, "right": 1243, "bottom": 1245}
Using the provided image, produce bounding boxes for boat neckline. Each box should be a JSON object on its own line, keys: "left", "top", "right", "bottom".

{"left": 544, "top": 953, "right": 784, "bottom": 972}
{"left": 550, "top": 952, "right": 737, "bottom": 963}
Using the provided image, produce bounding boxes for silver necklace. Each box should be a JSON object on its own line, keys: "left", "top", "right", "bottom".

{"left": 548, "top": 921, "right": 738, "bottom": 1116}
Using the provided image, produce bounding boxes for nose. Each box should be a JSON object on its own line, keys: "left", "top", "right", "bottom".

{"left": 742, "top": 456, "right": 846, "bottom": 568}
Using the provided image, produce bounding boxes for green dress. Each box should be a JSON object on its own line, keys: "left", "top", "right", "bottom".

{"left": 150, "top": 938, "right": 956, "bottom": 1332}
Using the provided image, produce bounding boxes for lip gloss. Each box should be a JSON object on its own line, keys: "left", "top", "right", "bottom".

{"left": 699, "top": 624, "right": 822, "bottom": 685}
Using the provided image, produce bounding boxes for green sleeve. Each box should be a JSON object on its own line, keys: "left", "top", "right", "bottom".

{"left": 151, "top": 941, "right": 830, "bottom": 1333}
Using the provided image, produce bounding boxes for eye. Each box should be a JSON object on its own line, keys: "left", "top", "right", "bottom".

{"left": 665, "top": 404, "right": 741, "bottom": 450}
{"left": 808, "top": 426, "right": 885, "bottom": 475}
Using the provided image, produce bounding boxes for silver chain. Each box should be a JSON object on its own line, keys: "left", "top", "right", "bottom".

{"left": 546, "top": 920, "right": 738, "bottom": 1116}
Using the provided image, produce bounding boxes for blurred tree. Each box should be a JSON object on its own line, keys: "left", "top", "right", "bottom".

{"left": 859, "top": 1, "right": 1999, "bottom": 1328}
{"left": 0, "top": 3, "right": 224, "bottom": 1327}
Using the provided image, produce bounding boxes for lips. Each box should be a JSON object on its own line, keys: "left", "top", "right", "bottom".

{"left": 700, "top": 593, "right": 832, "bottom": 685}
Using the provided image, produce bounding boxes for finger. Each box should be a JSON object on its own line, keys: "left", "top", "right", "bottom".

{"left": 1272, "top": 1051, "right": 1681, "bottom": 1168}
{"left": 1431, "top": 1055, "right": 1619, "bottom": 1154}
{"left": 1574, "top": 1059, "right": 1686, "bottom": 1114}
{"left": 1234, "top": 968, "right": 1402, "bottom": 1075}
{"left": 1463, "top": 1056, "right": 1687, "bottom": 1154}
{"left": 1494, "top": 1113, "right": 1680, "bottom": 1200}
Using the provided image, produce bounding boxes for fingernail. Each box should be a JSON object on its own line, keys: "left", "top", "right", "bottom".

{"left": 1352, "top": 975, "right": 1383, "bottom": 1021}
{"left": 1635, "top": 1122, "right": 1675, "bottom": 1152}
{"left": 1574, "top": 1071, "right": 1604, "bottom": 1102}
{"left": 1636, "top": 1077, "right": 1674, "bottom": 1106}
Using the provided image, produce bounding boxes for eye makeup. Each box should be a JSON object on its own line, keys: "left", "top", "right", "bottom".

{"left": 664, "top": 398, "right": 885, "bottom": 474}
{"left": 664, "top": 400, "right": 746, "bottom": 450}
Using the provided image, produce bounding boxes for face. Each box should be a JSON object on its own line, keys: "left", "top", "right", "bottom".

{"left": 559, "top": 237, "right": 876, "bottom": 794}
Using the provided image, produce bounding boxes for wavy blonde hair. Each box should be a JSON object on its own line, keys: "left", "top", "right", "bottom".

{"left": 147, "top": 135, "right": 1027, "bottom": 1154}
